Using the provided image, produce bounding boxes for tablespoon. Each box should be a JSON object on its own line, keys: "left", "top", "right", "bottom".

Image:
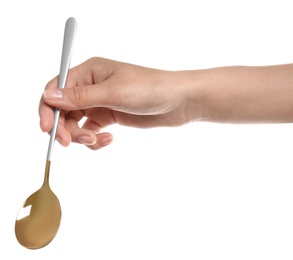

{"left": 15, "top": 17, "right": 77, "bottom": 249}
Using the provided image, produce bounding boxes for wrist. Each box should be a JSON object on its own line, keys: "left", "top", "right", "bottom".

{"left": 173, "top": 70, "right": 206, "bottom": 123}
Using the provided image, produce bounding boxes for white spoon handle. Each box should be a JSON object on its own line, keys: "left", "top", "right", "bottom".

{"left": 47, "top": 17, "right": 78, "bottom": 161}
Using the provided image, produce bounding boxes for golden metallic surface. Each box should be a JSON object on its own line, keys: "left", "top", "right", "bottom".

{"left": 15, "top": 161, "right": 61, "bottom": 249}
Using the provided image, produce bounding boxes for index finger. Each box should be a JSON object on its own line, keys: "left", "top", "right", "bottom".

{"left": 39, "top": 75, "right": 59, "bottom": 132}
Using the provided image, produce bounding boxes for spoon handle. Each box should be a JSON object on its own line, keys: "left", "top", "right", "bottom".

{"left": 46, "top": 17, "right": 78, "bottom": 161}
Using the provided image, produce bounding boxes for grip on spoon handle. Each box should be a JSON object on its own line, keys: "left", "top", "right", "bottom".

{"left": 46, "top": 17, "right": 78, "bottom": 161}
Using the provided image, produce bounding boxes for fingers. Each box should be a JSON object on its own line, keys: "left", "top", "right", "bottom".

{"left": 40, "top": 85, "right": 115, "bottom": 149}
{"left": 61, "top": 111, "right": 113, "bottom": 150}
{"left": 55, "top": 121, "right": 72, "bottom": 147}
{"left": 39, "top": 97, "right": 54, "bottom": 133}
{"left": 41, "top": 57, "right": 116, "bottom": 111}
{"left": 42, "top": 83, "right": 108, "bottom": 111}
{"left": 39, "top": 75, "right": 59, "bottom": 133}
{"left": 65, "top": 111, "right": 97, "bottom": 145}
{"left": 81, "top": 118, "right": 113, "bottom": 148}
{"left": 39, "top": 57, "right": 118, "bottom": 150}
{"left": 39, "top": 58, "right": 101, "bottom": 132}
{"left": 85, "top": 132, "right": 113, "bottom": 150}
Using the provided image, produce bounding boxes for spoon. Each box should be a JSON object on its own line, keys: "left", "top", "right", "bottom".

{"left": 15, "top": 17, "right": 77, "bottom": 249}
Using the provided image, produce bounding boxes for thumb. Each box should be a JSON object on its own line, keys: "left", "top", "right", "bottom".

{"left": 42, "top": 85, "right": 105, "bottom": 110}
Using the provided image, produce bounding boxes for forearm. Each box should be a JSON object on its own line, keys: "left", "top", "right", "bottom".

{"left": 184, "top": 64, "right": 293, "bottom": 123}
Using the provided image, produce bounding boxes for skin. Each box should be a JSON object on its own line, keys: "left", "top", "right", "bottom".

{"left": 39, "top": 57, "right": 293, "bottom": 150}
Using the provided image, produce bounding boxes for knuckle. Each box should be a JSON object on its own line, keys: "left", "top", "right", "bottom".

{"left": 70, "top": 86, "right": 87, "bottom": 107}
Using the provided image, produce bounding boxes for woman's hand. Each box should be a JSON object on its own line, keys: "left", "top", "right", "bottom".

{"left": 39, "top": 57, "right": 195, "bottom": 150}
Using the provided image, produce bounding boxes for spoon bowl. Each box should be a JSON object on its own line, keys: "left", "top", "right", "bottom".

{"left": 15, "top": 17, "right": 77, "bottom": 249}
{"left": 15, "top": 162, "right": 61, "bottom": 249}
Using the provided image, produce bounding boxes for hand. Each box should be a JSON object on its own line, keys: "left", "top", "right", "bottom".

{"left": 39, "top": 57, "right": 195, "bottom": 150}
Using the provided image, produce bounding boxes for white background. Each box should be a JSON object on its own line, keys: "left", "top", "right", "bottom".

{"left": 1, "top": 0, "right": 293, "bottom": 259}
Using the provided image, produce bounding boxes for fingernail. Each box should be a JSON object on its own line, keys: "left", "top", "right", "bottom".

{"left": 99, "top": 136, "right": 112, "bottom": 146}
{"left": 43, "top": 89, "right": 63, "bottom": 100}
{"left": 79, "top": 135, "right": 95, "bottom": 145}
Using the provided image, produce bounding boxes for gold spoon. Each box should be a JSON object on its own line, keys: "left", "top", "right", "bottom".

{"left": 15, "top": 17, "right": 77, "bottom": 249}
